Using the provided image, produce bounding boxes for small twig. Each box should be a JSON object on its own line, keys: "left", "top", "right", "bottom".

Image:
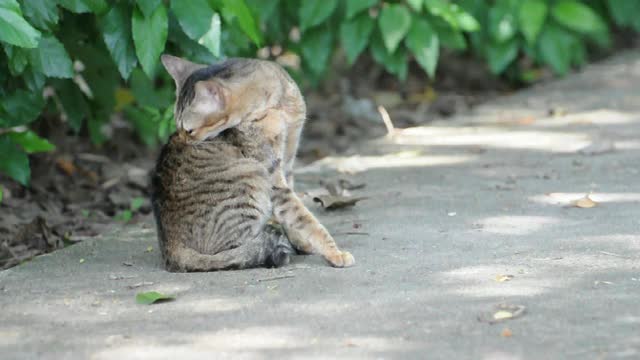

{"left": 599, "top": 251, "right": 628, "bottom": 259}
{"left": 377, "top": 105, "right": 395, "bottom": 137}
{"left": 334, "top": 231, "right": 370, "bottom": 236}
{"left": 256, "top": 274, "right": 295, "bottom": 282}
{"left": 127, "top": 281, "right": 154, "bottom": 289}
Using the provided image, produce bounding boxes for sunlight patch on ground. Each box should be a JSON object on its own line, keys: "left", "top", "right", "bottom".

{"left": 92, "top": 327, "right": 419, "bottom": 359}
{"left": 296, "top": 153, "right": 474, "bottom": 174}
{"left": 577, "top": 234, "right": 640, "bottom": 251}
{"left": 522, "top": 109, "right": 638, "bottom": 128}
{"left": 394, "top": 127, "right": 590, "bottom": 152}
{"left": 438, "top": 265, "right": 561, "bottom": 297}
{"left": 530, "top": 192, "right": 640, "bottom": 206}
{"left": 476, "top": 216, "right": 561, "bottom": 235}
{"left": 179, "top": 297, "right": 251, "bottom": 314}
{"left": 0, "top": 328, "right": 21, "bottom": 346}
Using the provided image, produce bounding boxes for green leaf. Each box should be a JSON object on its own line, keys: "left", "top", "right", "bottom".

{"left": 3, "top": 44, "right": 29, "bottom": 75}
{"left": 340, "top": 13, "right": 374, "bottom": 65}
{"left": 223, "top": 0, "right": 262, "bottom": 46}
{"left": 0, "top": 4, "right": 41, "bottom": 48}
{"left": 123, "top": 106, "right": 160, "bottom": 146}
{"left": 346, "top": 0, "right": 377, "bottom": 19}
{"left": 58, "top": 0, "right": 107, "bottom": 14}
{"left": 0, "top": 0, "right": 20, "bottom": 13}
{"left": 486, "top": 39, "right": 518, "bottom": 74}
{"left": 406, "top": 0, "right": 423, "bottom": 11}
{"left": 102, "top": 4, "right": 137, "bottom": 80}
{"left": 301, "top": 27, "right": 333, "bottom": 75}
{"left": 130, "top": 197, "right": 145, "bottom": 211}
{"left": 115, "top": 209, "right": 133, "bottom": 222}
{"left": 23, "top": 66, "right": 45, "bottom": 92}
{"left": 0, "top": 186, "right": 3, "bottom": 203}
{"left": 424, "top": 0, "right": 458, "bottom": 29}
{"left": 370, "top": 33, "right": 408, "bottom": 81}
{"left": 29, "top": 34, "right": 74, "bottom": 78}
{"left": 198, "top": 13, "right": 221, "bottom": 57}
{"left": 605, "top": 0, "right": 639, "bottom": 27}
{"left": 538, "top": 25, "right": 574, "bottom": 75}
{"left": 0, "top": 136, "right": 30, "bottom": 185}
{"left": 433, "top": 21, "right": 466, "bottom": 50}
{"left": 55, "top": 80, "right": 90, "bottom": 132}
{"left": 7, "top": 130, "right": 55, "bottom": 154}
{"left": 299, "top": 0, "right": 338, "bottom": 32}
{"left": 519, "top": 0, "right": 547, "bottom": 45}
{"left": 172, "top": 0, "right": 221, "bottom": 57}
{"left": 406, "top": 18, "right": 439, "bottom": 78}
{"left": 0, "top": 89, "right": 45, "bottom": 127}
{"left": 378, "top": 4, "right": 411, "bottom": 53}
{"left": 451, "top": 4, "right": 480, "bottom": 32}
{"left": 132, "top": 4, "right": 168, "bottom": 78}
{"left": 130, "top": 68, "right": 172, "bottom": 108}
{"left": 136, "top": 0, "right": 161, "bottom": 18}
{"left": 488, "top": 3, "right": 517, "bottom": 43}
{"left": 551, "top": 0, "right": 606, "bottom": 34}
{"left": 136, "top": 291, "right": 174, "bottom": 305}
{"left": 170, "top": 0, "right": 214, "bottom": 40}
{"left": 21, "top": 0, "right": 59, "bottom": 31}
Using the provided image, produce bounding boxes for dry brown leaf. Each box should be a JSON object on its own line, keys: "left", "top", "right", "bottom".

{"left": 495, "top": 274, "right": 514, "bottom": 282}
{"left": 313, "top": 195, "right": 367, "bottom": 210}
{"left": 573, "top": 195, "right": 597, "bottom": 208}
{"left": 501, "top": 328, "right": 513, "bottom": 337}
{"left": 56, "top": 158, "right": 76, "bottom": 176}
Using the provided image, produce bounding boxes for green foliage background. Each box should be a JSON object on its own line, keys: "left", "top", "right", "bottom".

{"left": 0, "top": 0, "right": 639, "bottom": 193}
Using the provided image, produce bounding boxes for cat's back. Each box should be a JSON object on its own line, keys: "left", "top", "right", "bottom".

{"left": 152, "top": 131, "right": 272, "bottom": 258}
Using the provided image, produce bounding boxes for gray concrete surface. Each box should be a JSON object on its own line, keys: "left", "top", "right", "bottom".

{"left": 2, "top": 51, "right": 640, "bottom": 360}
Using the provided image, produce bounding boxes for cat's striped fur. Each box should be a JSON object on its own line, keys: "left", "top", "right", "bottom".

{"left": 152, "top": 55, "right": 355, "bottom": 272}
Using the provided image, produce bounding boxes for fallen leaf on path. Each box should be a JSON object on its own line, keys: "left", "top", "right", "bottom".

{"left": 56, "top": 158, "right": 76, "bottom": 176}
{"left": 495, "top": 274, "right": 514, "bottom": 282}
{"left": 501, "top": 328, "right": 513, "bottom": 337}
{"left": 594, "top": 280, "right": 614, "bottom": 287}
{"left": 145, "top": 246, "right": 153, "bottom": 253}
{"left": 313, "top": 195, "right": 367, "bottom": 210}
{"left": 79, "top": 258, "right": 85, "bottom": 264}
{"left": 493, "top": 311, "right": 514, "bottom": 320}
{"left": 572, "top": 195, "right": 598, "bottom": 208}
{"left": 136, "top": 291, "right": 174, "bottom": 305}
{"left": 478, "top": 304, "right": 526, "bottom": 324}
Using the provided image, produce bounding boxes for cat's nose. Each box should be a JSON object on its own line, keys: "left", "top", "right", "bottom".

{"left": 186, "top": 129, "right": 194, "bottom": 135}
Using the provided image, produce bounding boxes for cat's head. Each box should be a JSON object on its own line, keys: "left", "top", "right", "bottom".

{"left": 161, "top": 54, "right": 241, "bottom": 141}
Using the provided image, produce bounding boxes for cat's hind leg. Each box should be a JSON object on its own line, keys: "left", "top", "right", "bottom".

{"left": 165, "top": 229, "right": 294, "bottom": 272}
{"left": 271, "top": 185, "right": 355, "bottom": 268}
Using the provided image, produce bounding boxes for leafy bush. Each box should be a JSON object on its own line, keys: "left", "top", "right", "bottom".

{"left": 0, "top": 0, "right": 639, "bottom": 192}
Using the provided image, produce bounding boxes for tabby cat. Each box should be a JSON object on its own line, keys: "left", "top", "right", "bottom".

{"left": 151, "top": 55, "right": 355, "bottom": 272}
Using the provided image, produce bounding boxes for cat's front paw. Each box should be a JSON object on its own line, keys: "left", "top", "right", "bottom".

{"left": 326, "top": 251, "right": 355, "bottom": 268}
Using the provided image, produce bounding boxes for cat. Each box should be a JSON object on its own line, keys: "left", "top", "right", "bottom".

{"left": 151, "top": 55, "right": 355, "bottom": 272}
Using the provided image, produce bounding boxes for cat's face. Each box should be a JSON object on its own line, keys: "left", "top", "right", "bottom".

{"left": 161, "top": 55, "right": 240, "bottom": 140}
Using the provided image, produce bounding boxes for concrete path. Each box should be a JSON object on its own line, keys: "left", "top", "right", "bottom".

{"left": 2, "top": 51, "right": 640, "bottom": 359}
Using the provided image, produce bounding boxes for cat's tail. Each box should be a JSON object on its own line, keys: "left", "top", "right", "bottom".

{"left": 163, "top": 226, "right": 294, "bottom": 272}
{"left": 263, "top": 223, "right": 296, "bottom": 268}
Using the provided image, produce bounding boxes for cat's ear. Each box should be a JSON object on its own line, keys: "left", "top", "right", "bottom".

{"left": 193, "top": 80, "right": 226, "bottom": 113}
{"left": 161, "top": 54, "right": 203, "bottom": 87}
